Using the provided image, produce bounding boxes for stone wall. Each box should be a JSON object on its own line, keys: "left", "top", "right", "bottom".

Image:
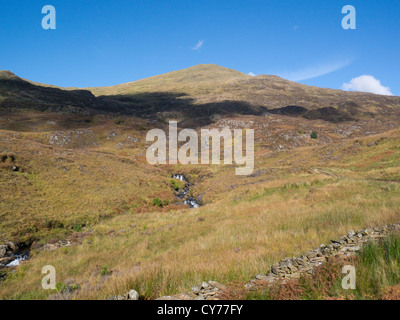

{"left": 245, "top": 223, "right": 400, "bottom": 290}
{"left": 156, "top": 222, "right": 400, "bottom": 300}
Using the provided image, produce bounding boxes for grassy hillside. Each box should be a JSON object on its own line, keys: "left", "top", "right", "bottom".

{"left": 1, "top": 65, "right": 400, "bottom": 300}
{"left": 1, "top": 121, "right": 400, "bottom": 299}
{"left": 87, "top": 64, "right": 249, "bottom": 97}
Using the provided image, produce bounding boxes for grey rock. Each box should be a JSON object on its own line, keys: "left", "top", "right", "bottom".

{"left": 360, "top": 229, "right": 371, "bottom": 236}
{"left": 208, "top": 281, "right": 227, "bottom": 291}
{"left": 127, "top": 289, "right": 139, "bottom": 300}
{"left": 347, "top": 246, "right": 360, "bottom": 252}
{"left": 306, "top": 252, "right": 316, "bottom": 259}
{"left": 0, "top": 245, "right": 8, "bottom": 258}
{"left": 203, "top": 289, "right": 219, "bottom": 296}
{"left": 5, "top": 242, "right": 17, "bottom": 251}
{"left": 192, "top": 285, "right": 201, "bottom": 294}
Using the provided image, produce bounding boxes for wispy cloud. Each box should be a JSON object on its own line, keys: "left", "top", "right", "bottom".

{"left": 248, "top": 72, "right": 256, "bottom": 76}
{"left": 192, "top": 40, "right": 205, "bottom": 50}
{"left": 282, "top": 59, "right": 353, "bottom": 81}
{"left": 342, "top": 75, "right": 393, "bottom": 95}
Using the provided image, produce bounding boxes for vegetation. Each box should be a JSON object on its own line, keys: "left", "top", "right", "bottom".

{"left": 1, "top": 65, "right": 400, "bottom": 300}
{"left": 100, "top": 265, "right": 113, "bottom": 276}
{"left": 56, "top": 282, "right": 80, "bottom": 294}
{"left": 152, "top": 198, "right": 163, "bottom": 207}
{"left": 73, "top": 224, "right": 83, "bottom": 232}
{"left": 311, "top": 131, "right": 318, "bottom": 139}
{"left": 170, "top": 179, "right": 185, "bottom": 191}
{"left": 1, "top": 129, "right": 400, "bottom": 299}
{"left": 247, "top": 233, "right": 400, "bottom": 300}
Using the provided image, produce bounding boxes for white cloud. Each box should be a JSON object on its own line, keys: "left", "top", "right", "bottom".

{"left": 282, "top": 59, "right": 352, "bottom": 81}
{"left": 248, "top": 72, "right": 256, "bottom": 76}
{"left": 192, "top": 40, "right": 205, "bottom": 50}
{"left": 342, "top": 75, "right": 393, "bottom": 95}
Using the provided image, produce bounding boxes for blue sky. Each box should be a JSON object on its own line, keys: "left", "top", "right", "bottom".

{"left": 0, "top": 0, "right": 399, "bottom": 95}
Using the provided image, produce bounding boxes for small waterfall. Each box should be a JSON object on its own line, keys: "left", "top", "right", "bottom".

{"left": 172, "top": 174, "right": 201, "bottom": 208}
{"left": 5, "top": 252, "right": 29, "bottom": 268}
{"left": 172, "top": 174, "right": 188, "bottom": 182}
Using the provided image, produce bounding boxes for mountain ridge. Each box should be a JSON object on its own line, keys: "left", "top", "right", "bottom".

{"left": 1, "top": 65, "right": 400, "bottom": 127}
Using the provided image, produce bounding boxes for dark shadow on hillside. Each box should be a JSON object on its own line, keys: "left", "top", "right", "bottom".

{"left": 0, "top": 76, "right": 122, "bottom": 113}
{"left": 100, "top": 92, "right": 358, "bottom": 127}
{"left": 268, "top": 105, "right": 355, "bottom": 123}
{"left": 98, "top": 92, "right": 269, "bottom": 128}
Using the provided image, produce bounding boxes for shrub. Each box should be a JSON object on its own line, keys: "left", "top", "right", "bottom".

{"left": 153, "top": 198, "right": 163, "bottom": 207}
{"left": 100, "top": 265, "right": 112, "bottom": 276}
{"left": 170, "top": 180, "right": 180, "bottom": 191}
{"left": 56, "top": 282, "right": 80, "bottom": 293}
{"left": 311, "top": 131, "right": 318, "bottom": 139}
{"left": 73, "top": 224, "right": 82, "bottom": 232}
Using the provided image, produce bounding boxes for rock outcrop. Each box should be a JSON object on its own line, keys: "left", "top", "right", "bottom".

{"left": 48, "top": 130, "right": 97, "bottom": 148}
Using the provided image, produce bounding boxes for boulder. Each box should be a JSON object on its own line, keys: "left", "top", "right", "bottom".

{"left": 127, "top": 289, "right": 139, "bottom": 300}
{"left": 208, "top": 281, "right": 227, "bottom": 292}
{"left": 192, "top": 285, "right": 201, "bottom": 294}
{"left": 0, "top": 245, "right": 8, "bottom": 258}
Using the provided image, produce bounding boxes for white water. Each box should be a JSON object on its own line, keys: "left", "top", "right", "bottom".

{"left": 172, "top": 174, "right": 187, "bottom": 182}
{"left": 6, "top": 253, "right": 29, "bottom": 267}
{"left": 184, "top": 199, "right": 200, "bottom": 208}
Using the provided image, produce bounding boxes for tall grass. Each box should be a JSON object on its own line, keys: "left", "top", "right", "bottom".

{"left": 248, "top": 233, "right": 400, "bottom": 300}
{"left": 356, "top": 234, "right": 400, "bottom": 297}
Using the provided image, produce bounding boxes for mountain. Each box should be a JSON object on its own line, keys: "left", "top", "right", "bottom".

{"left": 86, "top": 64, "right": 400, "bottom": 123}
{"left": 1, "top": 65, "right": 400, "bottom": 126}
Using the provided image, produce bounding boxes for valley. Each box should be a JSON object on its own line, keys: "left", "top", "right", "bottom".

{"left": 1, "top": 64, "right": 400, "bottom": 300}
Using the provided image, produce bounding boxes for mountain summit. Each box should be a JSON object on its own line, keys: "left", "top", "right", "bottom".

{"left": 86, "top": 64, "right": 250, "bottom": 96}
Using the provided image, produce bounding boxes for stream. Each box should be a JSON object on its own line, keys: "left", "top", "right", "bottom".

{"left": 0, "top": 251, "right": 30, "bottom": 269}
{"left": 6, "top": 252, "right": 29, "bottom": 267}
{"left": 172, "top": 174, "right": 201, "bottom": 208}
